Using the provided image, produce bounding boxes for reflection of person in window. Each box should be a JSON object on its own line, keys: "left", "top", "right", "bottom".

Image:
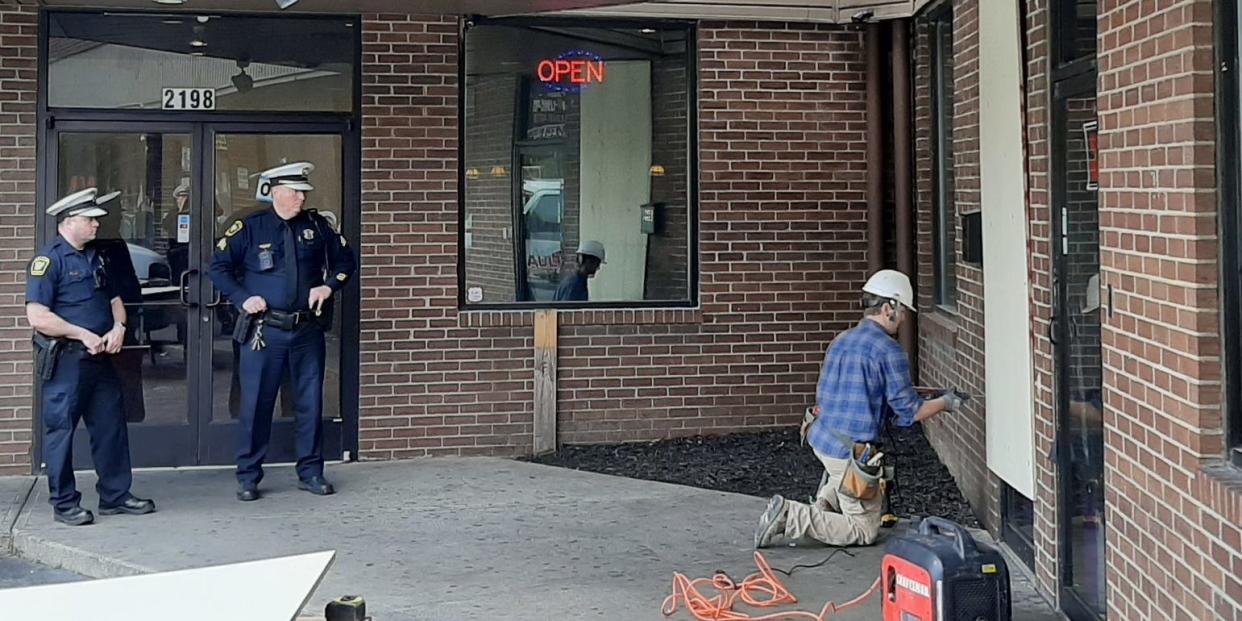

{"left": 160, "top": 181, "right": 190, "bottom": 240}
{"left": 555, "top": 240, "right": 605, "bottom": 302}
{"left": 1068, "top": 273, "right": 1103, "bottom": 526}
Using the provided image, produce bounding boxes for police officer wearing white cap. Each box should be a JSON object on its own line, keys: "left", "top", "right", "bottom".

{"left": 25, "top": 188, "right": 155, "bottom": 526}
{"left": 208, "top": 162, "right": 357, "bottom": 502}
{"left": 554, "top": 239, "right": 606, "bottom": 302}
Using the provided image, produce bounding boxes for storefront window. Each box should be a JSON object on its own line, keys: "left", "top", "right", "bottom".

{"left": 47, "top": 12, "right": 356, "bottom": 112}
{"left": 462, "top": 21, "right": 695, "bottom": 306}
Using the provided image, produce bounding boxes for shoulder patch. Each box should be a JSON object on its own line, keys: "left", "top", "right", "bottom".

{"left": 336, "top": 273, "right": 348, "bottom": 282}
{"left": 224, "top": 220, "right": 244, "bottom": 237}
{"left": 340, "top": 236, "right": 348, "bottom": 247}
{"left": 29, "top": 256, "right": 50, "bottom": 277}
{"left": 216, "top": 238, "right": 228, "bottom": 251}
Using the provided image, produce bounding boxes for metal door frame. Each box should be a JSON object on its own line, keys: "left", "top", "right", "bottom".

{"left": 40, "top": 121, "right": 205, "bottom": 467}
{"left": 197, "top": 121, "right": 360, "bottom": 465}
{"left": 1049, "top": 69, "right": 1106, "bottom": 621}
{"left": 35, "top": 119, "right": 360, "bottom": 469}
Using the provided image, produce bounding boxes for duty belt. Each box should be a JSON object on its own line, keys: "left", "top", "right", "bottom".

{"left": 262, "top": 309, "right": 313, "bottom": 331}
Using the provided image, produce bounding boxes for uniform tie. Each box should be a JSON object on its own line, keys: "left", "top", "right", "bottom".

{"left": 283, "top": 223, "right": 298, "bottom": 309}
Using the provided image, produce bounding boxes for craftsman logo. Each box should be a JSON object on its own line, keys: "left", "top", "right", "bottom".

{"left": 896, "top": 574, "right": 930, "bottom": 598}
{"left": 536, "top": 50, "right": 606, "bottom": 93}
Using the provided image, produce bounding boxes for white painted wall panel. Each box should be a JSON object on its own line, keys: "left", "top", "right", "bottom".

{"left": 579, "top": 61, "right": 652, "bottom": 301}
{"left": 979, "top": 0, "right": 1036, "bottom": 498}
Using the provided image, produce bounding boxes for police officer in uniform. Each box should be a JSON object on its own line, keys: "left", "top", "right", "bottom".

{"left": 26, "top": 188, "right": 155, "bottom": 526}
{"left": 209, "top": 162, "right": 357, "bottom": 502}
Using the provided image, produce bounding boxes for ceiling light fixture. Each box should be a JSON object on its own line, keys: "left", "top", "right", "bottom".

{"left": 275, "top": 0, "right": 300, "bottom": 8}
{"left": 152, "top": 0, "right": 187, "bottom": 5}
{"left": 190, "top": 39, "right": 207, "bottom": 47}
{"left": 641, "top": 28, "right": 656, "bottom": 34}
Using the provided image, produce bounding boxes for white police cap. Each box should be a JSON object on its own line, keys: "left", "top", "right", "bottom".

{"left": 46, "top": 188, "right": 118, "bottom": 219}
{"left": 261, "top": 161, "right": 315, "bottom": 191}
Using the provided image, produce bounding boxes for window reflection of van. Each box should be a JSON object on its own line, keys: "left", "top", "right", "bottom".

{"left": 522, "top": 179, "right": 564, "bottom": 301}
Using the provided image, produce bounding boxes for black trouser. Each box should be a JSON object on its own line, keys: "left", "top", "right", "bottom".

{"left": 41, "top": 348, "right": 133, "bottom": 511}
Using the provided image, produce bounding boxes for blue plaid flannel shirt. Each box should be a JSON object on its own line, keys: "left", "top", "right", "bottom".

{"left": 807, "top": 319, "right": 925, "bottom": 459}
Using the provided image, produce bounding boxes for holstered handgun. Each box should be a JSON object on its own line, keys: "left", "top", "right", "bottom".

{"left": 32, "top": 332, "right": 64, "bottom": 382}
{"left": 232, "top": 312, "right": 256, "bottom": 345}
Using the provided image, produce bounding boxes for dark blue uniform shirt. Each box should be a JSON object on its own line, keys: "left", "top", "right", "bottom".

{"left": 26, "top": 236, "right": 117, "bottom": 336}
{"left": 209, "top": 208, "right": 357, "bottom": 312}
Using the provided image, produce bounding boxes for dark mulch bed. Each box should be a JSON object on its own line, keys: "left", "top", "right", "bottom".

{"left": 522, "top": 423, "right": 979, "bottom": 528}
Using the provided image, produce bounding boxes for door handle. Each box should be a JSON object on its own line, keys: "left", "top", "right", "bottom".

{"left": 179, "top": 269, "right": 199, "bottom": 307}
{"left": 1048, "top": 274, "right": 1059, "bottom": 345}
{"left": 205, "top": 288, "right": 225, "bottom": 308}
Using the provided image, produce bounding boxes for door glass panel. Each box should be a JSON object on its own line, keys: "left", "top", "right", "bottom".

{"left": 57, "top": 132, "right": 193, "bottom": 429}
{"left": 1060, "top": 93, "right": 1105, "bottom": 616}
{"left": 210, "top": 133, "right": 344, "bottom": 425}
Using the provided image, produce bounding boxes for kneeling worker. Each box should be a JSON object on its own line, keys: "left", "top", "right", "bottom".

{"left": 754, "top": 269, "right": 964, "bottom": 548}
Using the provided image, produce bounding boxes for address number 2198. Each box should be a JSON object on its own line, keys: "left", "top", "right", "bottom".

{"left": 162, "top": 88, "right": 216, "bottom": 111}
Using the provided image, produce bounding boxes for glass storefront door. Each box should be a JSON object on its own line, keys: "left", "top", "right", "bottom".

{"left": 47, "top": 123, "right": 349, "bottom": 468}
{"left": 200, "top": 129, "right": 347, "bottom": 464}
{"left": 1051, "top": 75, "right": 1107, "bottom": 620}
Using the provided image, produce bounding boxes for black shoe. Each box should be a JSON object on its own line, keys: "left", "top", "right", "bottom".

{"left": 99, "top": 496, "right": 155, "bottom": 516}
{"left": 237, "top": 483, "right": 261, "bottom": 502}
{"left": 297, "top": 476, "right": 335, "bottom": 496}
{"left": 53, "top": 506, "right": 94, "bottom": 526}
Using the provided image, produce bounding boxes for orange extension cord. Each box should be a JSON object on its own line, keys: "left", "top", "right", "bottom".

{"left": 661, "top": 551, "right": 881, "bottom": 621}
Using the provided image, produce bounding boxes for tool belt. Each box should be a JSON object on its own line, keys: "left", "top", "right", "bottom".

{"left": 829, "top": 430, "right": 886, "bottom": 501}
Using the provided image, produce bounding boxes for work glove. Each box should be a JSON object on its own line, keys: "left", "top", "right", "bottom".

{"left": 941, "top": 389, "right": 967, "bottom": 412}
{"left": 800, "top": 405, "right": 819, "bottom": 446}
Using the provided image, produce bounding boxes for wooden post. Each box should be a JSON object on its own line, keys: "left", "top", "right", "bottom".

{"left": 533, "top": 309, "right": 558, "bottom": 455}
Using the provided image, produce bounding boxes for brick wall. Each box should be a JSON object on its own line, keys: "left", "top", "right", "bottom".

{"left": 0, "top": 5, "right": 37, "bottom": 475}
{"left": 359, "top": 17, "right": 872, "bottom": 454}
{"left": 1020, "top": 0, "right": 1061, "bottom": 598}
{"left": 558, "top": 21, "right": 873, "bottom": 443}
{"left": 1096, "top": 0, "right": 1242, "bottom": 618}
{"left": 360, "top": 14, "right": 536, "bottom": 457}
{"left": 912, "top": 0, "right": 997, "bottom": 531}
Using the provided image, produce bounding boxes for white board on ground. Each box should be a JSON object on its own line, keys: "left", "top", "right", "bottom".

{"left": 0, "top": 550, "right": 335, "bottom": 621}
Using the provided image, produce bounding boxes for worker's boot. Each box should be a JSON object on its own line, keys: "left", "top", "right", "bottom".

{"left": 754, "top": 495, "right": 787, "bottom": 549}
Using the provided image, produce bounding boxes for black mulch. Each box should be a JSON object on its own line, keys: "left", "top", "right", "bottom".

{"left": 521, "top": 423, "right": 980, "bottom": 528}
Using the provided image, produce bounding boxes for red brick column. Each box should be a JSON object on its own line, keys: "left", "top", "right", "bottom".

{"left": 0, "top": 5, "right": 38, "bottom": 474}
{"left": 1097, "top": 1, "right": 1241, "bottom": 617}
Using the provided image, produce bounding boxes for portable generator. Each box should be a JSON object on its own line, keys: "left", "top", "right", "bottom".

{"left": 881, "top": 517, "right": 1011, "bottom": 621}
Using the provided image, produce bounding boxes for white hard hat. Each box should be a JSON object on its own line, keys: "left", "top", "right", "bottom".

{"left": 862, "top": 269, "right": 916, "bottom": 313}
{"left": 577, "top": 239, "right": 606, "bottom": 263}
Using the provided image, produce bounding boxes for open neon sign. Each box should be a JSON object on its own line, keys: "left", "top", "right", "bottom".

{"left": 536, "top": 50, "right": 606, "bottom": 93}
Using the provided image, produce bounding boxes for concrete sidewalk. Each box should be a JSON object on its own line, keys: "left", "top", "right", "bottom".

{"left": 2, "top": 459, "right": 1061, "bottom": 620}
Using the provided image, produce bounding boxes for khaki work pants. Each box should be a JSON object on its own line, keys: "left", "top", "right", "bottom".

{"left": 783, "top": 449, "right": 883, "bottom": 546}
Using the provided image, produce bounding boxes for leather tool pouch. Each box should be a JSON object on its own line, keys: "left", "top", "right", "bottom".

{"left": 839, "top": 442, "right": 883, "bottom": 501}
